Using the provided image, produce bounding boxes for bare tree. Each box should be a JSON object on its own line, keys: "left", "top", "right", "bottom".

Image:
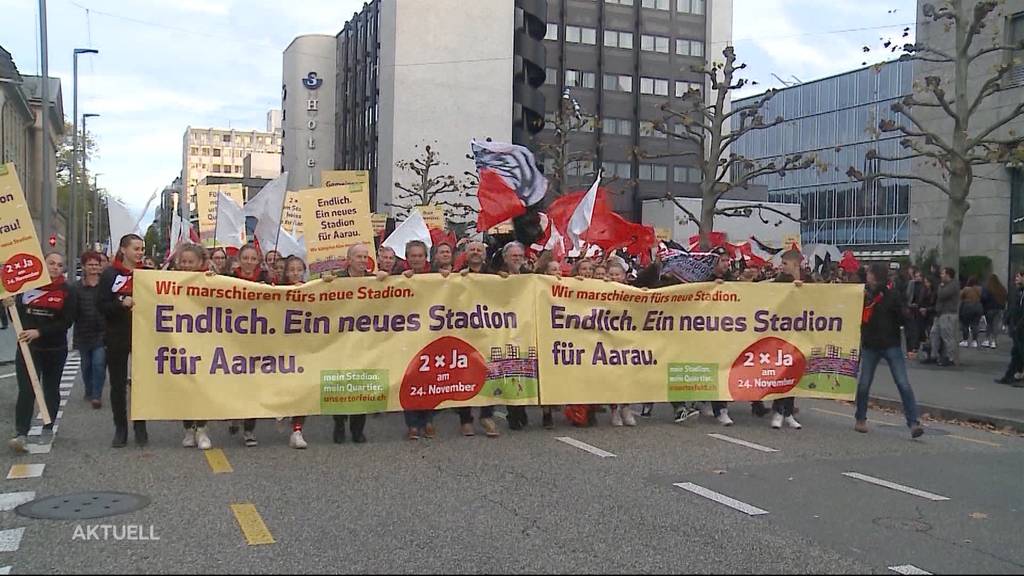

{"left": 389, "top": 142, "right": 477, "bottom": 224}
{"left": 847, "top": 0, "right": 1024, "bottom": 269}
{"left": 538, "top": 88, "right": 604, "bottom": 196}
{"left": 648, "top": 46, "right": 816, "bottom": 250}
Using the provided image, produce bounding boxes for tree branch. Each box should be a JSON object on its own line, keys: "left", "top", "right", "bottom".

{"left": 969, "top": 101, "right": 1024, "bottom": 148}
{"left": 849, "top": 168, "right": 951, "bottom": 197}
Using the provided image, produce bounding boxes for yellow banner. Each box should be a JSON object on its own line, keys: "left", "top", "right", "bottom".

{"left": 0, "top": 163, "right": 51, "bottom": 297}
{"left": 195, "top": 183, "right": 244, "bottom": 247}
{"left": 418, "top": 205, "right": 445, "bottom": 230}
{"left": 371, "top": 213, "right": 388, "bottom": 236}
{"left": 299, "top": 185, "right": 376, "bottom": 275}
{"left": 281, "top": 190, "right": 305, "bottom": 234}
{"left": 131, "top": 271, "right": 539, "bottom": 420}
{"left": 322, "top": 170, "right": 369, "bottom": 190}
{"left": 536, "top": 278, "right": 861, "bottom": 404}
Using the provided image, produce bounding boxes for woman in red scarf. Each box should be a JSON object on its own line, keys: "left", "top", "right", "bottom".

{"left": 228, "top": 244, "right": 266, "bottom": 446}
{"left": 7, "top": 253, "right": 77, "bottom": 453}
{"left": 283, "top": 255, "right": 310, "bottom": 449}
{"left": 98, "top": 234, "right": 145, "bottom": 448}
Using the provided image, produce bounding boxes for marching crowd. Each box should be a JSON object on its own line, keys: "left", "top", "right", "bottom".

{"left": 12, "top": 229, "right": 1023, "bottom": 454}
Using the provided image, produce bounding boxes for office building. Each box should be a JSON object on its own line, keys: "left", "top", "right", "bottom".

{"left": 181, "top": 124, "right": 282, "bottom": 211}
{"left": 730, "top": 60, "right": 914, "bottom": 258}
{"left": 282, "top": 35, "right": 337, "bottom": 191}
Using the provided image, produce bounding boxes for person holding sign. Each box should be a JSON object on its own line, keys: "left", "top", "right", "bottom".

{"left": 99, "top": 234, "right": 148, "bottom": 448}
{"left": 397, "top": 240, "right": 437, "bottom": 440}
{"left": 327, "top": 244, "right": 372, "bottom": 444}
{"left": 7, "top": 253, "right": 77, "bottom": 454}
{"left": 455, "top": 241, "right": 500, "bottom": 438}
{"left": 228, "top": 244, "right": 267, "bottom": 447}
{"left": 769, "top": 250, "right": 806, "bottom": 430}
{"left": 174, "top": 245, "right": 214, "bottom": 451}
{"left": 283, "top": 255, "right": 312, "bottom": 449}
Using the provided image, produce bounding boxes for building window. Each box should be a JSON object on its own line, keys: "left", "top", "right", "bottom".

{"left": 212, "top": 165, "right": 221, "bottom": 174}
{"left": 603, "top": 74, "right": 633, "bottom": 93}
{"left": 675, "top": 39, "right": 704, "bottom": 57}
{"left": 606, "top": 0, "right": 634, "bottom": 5}
{"left": 603, "top": 161, "right": 632, "bottom": 179}
{"left": 604, "top": 30, "right": 634, "bottom": 50}
{"left": 677, "top": 0, "right": 705, "bottom": 14}
{"left": 545, "top": 67, "right": 558, "bottom": 85}
{"left": 566, "top": 25, "right": 598, "bottom": 45}
{"left": 640, "top": 121, "right": 668, "bottom": 138}
{"left": 1009, "top": 12, "right": 1024, "bottom": 87}
{"left": 642, "top": 0, "right": 670, "bottom": 10}
{"left": 602, "top": 118, "right": 633, "bottom": 136}
{"left": 546, "top": 23, "right": 559, "bottom": 41}
{"left": 212, "top": 149, "right": 221, "bottom": 157}
{"left": 222, "top": 135, "right": 231, "bottom": 143}
{"left": 566, "top": 69, "right": 596, "bottom": 89}
{"left": 639, "top": 164, "right": 668, "bottom": 181}
{"left": 674, "top": 166, "right": 703, "bottom": 183}
{"left": 675, "top": 81, "right": 701, "bottom": 97}
{"left": 641, "top": 34, "right": 670, "bottom": 54}
{"left": 189, "top": 147, "right": 198, "bottom": 155}
{"left": 640, "top": 77, "right": 670, "bottom": 96}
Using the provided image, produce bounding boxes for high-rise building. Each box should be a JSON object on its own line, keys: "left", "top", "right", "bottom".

{"left": 267, "top": 109, "right": 283, "bottom": 133}
{"left": 538, "top": 0, "right": 732, "bottom": 221}
{"left": 181, "top": 124, "right": 282, "bottom": 211}
{"left": 911, "top": 0, "right": 1024, "bottom": 280}
{"left": 282, "top": 35, "right": 337, "bottom": 191}
{"left": 730, "top": 60, "right": 914, "bottom": 258}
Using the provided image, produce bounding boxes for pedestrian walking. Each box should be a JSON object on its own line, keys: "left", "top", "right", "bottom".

{"left": 925, "top": 268, "right": 960, "bottom": 366}
{"left": 855, "top": 263, "right": 925, "bottom": 438}
{"left": 397, "top": 240, "right": 436, "bottom": 440}
{"left": 607, "top": 258, "right": 638, "bottom": 428}
{"left": 455, "top": 241, "right": 501, "bottom": 436}
{"left": 73, "top": 251, "right": 107, "bottom": 410}
{"left": 995, "top": 270, "right": 1024, "bottom": 387}
{"left": 769, "top": 249, "right": 805, "bottom": 430}
{"left": 229, "top": 243, "right": 268, "bottom": 447}
{"left": 174, "top": 244, "right": 213, "bottom": 451}
{"left": 98, "top": 234, "right": 147, "bottom": 448}
{"left": 959, "top": 277, "right": 984, "bottom": 348}
{"left": 981, "top": 274, "right": 1007, "bottom": 349}
{"left": 7, "top": 253, "right": 76, "bottom": 454}
{"left": 327, "top": 244, "right": 372, "bottom": 444}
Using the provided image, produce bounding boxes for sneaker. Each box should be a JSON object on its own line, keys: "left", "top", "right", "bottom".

{"left": 854, "top": 420, "right": 869, "bottom": 433}
{"left": 228, "top": 422, "right": 240, "bottom": 435}
{"left": 640, "top": 404, "right": 653, "bottom": 418}
{"left": 959, "top": 341, "right": 969, "bottom": 348}
{"left": 771, "top": 413, "right": 784, "bottom": 429}
{"left": 991, "top": 341, "right": 999, "bottom": 350}
{"left": 351, "top": 431, "right": 367, "bottom": 444}
{"left": 133, "top": 422, "right": 149, "bottom": 447}
{"left": 424, "top": 423, "right": 436, "bottom": 439}
{"left": 182, "top": 429, "right": 196, "bottom": 448}
{"left": 461, "top": 423, "right": 476, "bottom": 437}
{"left": 910, "top": 424, "right": 924, "bottom": 439}
{"left": 542, "top": 411, "right": 554, "bottom": 430}
{"left": 610, "top": 407, "right": 624, "bottom": 427}
{"left": 90, "top": 399, "right": 102, "bottom": 410}
{"left": 195, "top": 427, "right": 212, "bottom": 450}
{"left": 699, "top": 403, "right": 714, "bottom": 418}
{"left": 481, "top": 418, "right": 500, "bottom": 437}
{"left": 622, "top": 406, "right": 637, "bottom": 427}
{"left": 407, "top": 428, "right": 420, "bottom": 440}
{"left": 243, "top": 431, "right": 258, "bottom": 447}
{"left": 981, "top": 340, "right": 991, "bottom": 348}
{"left": 716, "top": 409, "right": 734, "bottom": 427}
{"left": 8, "top": 435, "right": 27, "bottom": 454}
{"left": 674, "top": 407, "right": 700, "bottom": 424}
{"left": 784, "top": 415, "right": 802, "bottom": 430}
{"left": 289, "top": 430, "right": 307, "bottom": 449}
{"left": 970, "top": 341, "right": 979, "bottom": 349}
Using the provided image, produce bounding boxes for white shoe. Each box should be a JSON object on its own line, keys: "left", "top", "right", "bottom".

{"left": 243, "top": 431, "right": 258, "bottom": 447}
{"left": 8, "top": 435, "right": 27, "bottom": 454}
{"left": 991, "top": 341, "right": 999, "bottom": 349}
{"left": 622, "top": 406, "right": 637, "bottom": 427}
{"left": 182, "top": 429, "right": 196, "bottom": 448}
{"left": 699, "top": 403, "right": 714, "bottom": 418}
{"left": 784, "top": 415, "right": 802, "bottom": 430}
{"left": 610, "top": 407, "right": 624, "bottom": 427}
{"left": 717, "top": 409, "right": 734, "bottom": 427}
{"left": 981, "top": 340, "right": 990, "bottom": 348}
{"left": 970, "top": 341, "right": 979, "bottom": 349}
{"left": 195, "top": 427, "right": 212, "bottom": 450}
{"left": 959, "top": 341, "right": 969, "bottom": 348}
{"left": 289, "top": 430, "right": 307, "bottom": 449}
{"left": 771, "top": 413, "right": 784, "bottom": 429}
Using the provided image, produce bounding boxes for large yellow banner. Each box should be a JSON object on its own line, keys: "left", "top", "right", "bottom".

{"left": 131, "top": 271, "right": 539, "bottom": 420}
{"left": 535, "top": 278, "right": 862, "bottom": 405}
{"left": 298, "top": 184, "right": 376, "bottom": 275}
{"left": 194, "top": 183, "right": 244, "bottom": 247}
{"left": 0, "top": 163, "right": 51, "bottom": 297}
{"left": 131, "top": 272, "right": 863, "bottom": 420}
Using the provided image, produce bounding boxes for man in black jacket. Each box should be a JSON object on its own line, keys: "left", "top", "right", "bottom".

{"left": 855, "top": 263, "right": 924, "bottom": 437}
{"left": 995, "top": 270, "right": 1024, "bottom": 387}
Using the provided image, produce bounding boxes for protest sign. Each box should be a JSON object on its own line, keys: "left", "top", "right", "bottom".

{"left": 298, "top": 185, "right": 376, "bottom": 274}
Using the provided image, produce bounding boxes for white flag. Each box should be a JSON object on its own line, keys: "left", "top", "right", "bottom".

{"left": 382, "top": 209, "right": 432, "bottom": 261}
{"left": 567, "top": 175, "right": 600, "bottom": 250}
{"left": 107, "top": 193, "right": 156, "bottom": 257}
{"left": 276, "top": 229, "right": 306, "bottom": 261}
{"left": 214, "top": 192, "right": 245, "bottom": 248}
{"left": 244, "top": 172, "right": 289, "bottom": 251}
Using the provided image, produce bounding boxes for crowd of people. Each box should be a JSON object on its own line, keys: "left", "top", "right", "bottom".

{"left": 14, "top": 229, "right": 1024, "bottom": 454}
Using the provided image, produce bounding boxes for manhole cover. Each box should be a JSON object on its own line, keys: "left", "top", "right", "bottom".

{"left": 15, "top": 492, "right": 150, "bottom": 520}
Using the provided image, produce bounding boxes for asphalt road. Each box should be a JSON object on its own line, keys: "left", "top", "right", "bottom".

{"left": 0, "top": 353, "right": 1021, "bottom": 574}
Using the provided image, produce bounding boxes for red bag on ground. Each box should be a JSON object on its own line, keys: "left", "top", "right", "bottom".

{"left": 564, "top": 405, "right": 590, "bottom": 427}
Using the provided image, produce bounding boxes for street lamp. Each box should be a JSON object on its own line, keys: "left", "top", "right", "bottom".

{"left": 71, "top": 47, "right": 99, "bottom": 256}
{"left": 91, "top": 172, "right": 102, "bottom": 248}
{"left": 81, "top": 112, "right": 99, "bottom": 249}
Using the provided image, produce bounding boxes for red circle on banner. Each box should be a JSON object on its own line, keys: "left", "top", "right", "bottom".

{"left": 400, "top": 336, "right": 488, "bottom": 410}
{"left": 2, "top": 253, "right": 44, "bottom": 293}
{"left": 728, "top": 337, "right": 806, "bottom": 401}
{"left": 366, "top": 256, "right": 376, "bottom": 273}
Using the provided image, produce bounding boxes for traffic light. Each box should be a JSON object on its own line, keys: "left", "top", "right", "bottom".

{"left": 513, "top": 0, "right": 547, "bottom": 147}
{"left": 48, "top": 234, "right": 56, "bottom": 248}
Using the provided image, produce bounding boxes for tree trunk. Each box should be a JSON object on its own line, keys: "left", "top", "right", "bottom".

{"left": 699, "top": 193, "right": 716, "bottom": 251}
{"left": 940, "top": 177, "right": 969, "bottom": 272}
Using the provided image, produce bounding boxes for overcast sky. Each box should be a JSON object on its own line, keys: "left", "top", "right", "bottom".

{"left": 1, "top": 0, "right": 916, "bottom": 216}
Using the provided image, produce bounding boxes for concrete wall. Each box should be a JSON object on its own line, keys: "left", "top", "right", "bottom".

{"left": 376, "top": 0, "right": 514, "bottom": 216}
{"left": 282, "top": 35, "right": 337, "bottom": 191}
{"left": 910, "top": 0, "right": 1024, "bottom": 281}
{"left": 244, "top": 152, "right": 282, "bottom": 179}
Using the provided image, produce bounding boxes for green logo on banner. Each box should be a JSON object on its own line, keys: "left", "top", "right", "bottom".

{"left": 320, "top": 370, "right": 388, "bottom": 414}
{"left": 667, "top": 363, "right": 719, "bottom": 402}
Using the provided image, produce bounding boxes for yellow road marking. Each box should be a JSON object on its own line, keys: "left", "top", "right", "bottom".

{"left": 810, "top": 407, "right": 897, "bottom": 427}
{"left": 230, "top": 503, "right": 275, "bottom": 546}
{"left": 948, "top": 435, "right": 1002, "bottom": 448}
{"left": 204, "top": 449, "right": 233, "bottom": 474}
{"left": 6, "top": 464, "right": 45, "bottom": 480}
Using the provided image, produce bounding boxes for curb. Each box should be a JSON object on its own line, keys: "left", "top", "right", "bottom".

{"left": 870, "top": 395, "right": 1024, "bottom": 433}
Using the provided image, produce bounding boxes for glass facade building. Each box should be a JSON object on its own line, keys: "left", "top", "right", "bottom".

{"left": 730, "top": 60, "right": 914, "bottom": 255}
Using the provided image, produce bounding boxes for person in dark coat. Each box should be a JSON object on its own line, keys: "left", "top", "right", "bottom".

{"left": 855, "top": 263, "right": 924, "bottom": 437}
{"left": 995, "top": 270, "right": 1024, "bottom": 387}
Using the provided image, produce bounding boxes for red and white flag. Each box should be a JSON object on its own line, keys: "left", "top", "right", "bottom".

{"left": 472, "top": 140, "right": 548, "bottom": 232}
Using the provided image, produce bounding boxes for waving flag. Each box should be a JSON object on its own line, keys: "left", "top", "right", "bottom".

{"left": 472, "top": 140, "right": 548, "bottom": 232}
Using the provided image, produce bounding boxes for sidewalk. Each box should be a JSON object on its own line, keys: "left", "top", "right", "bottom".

{"left": 868, "top": 338, "right": 1024, "bottom": 432}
